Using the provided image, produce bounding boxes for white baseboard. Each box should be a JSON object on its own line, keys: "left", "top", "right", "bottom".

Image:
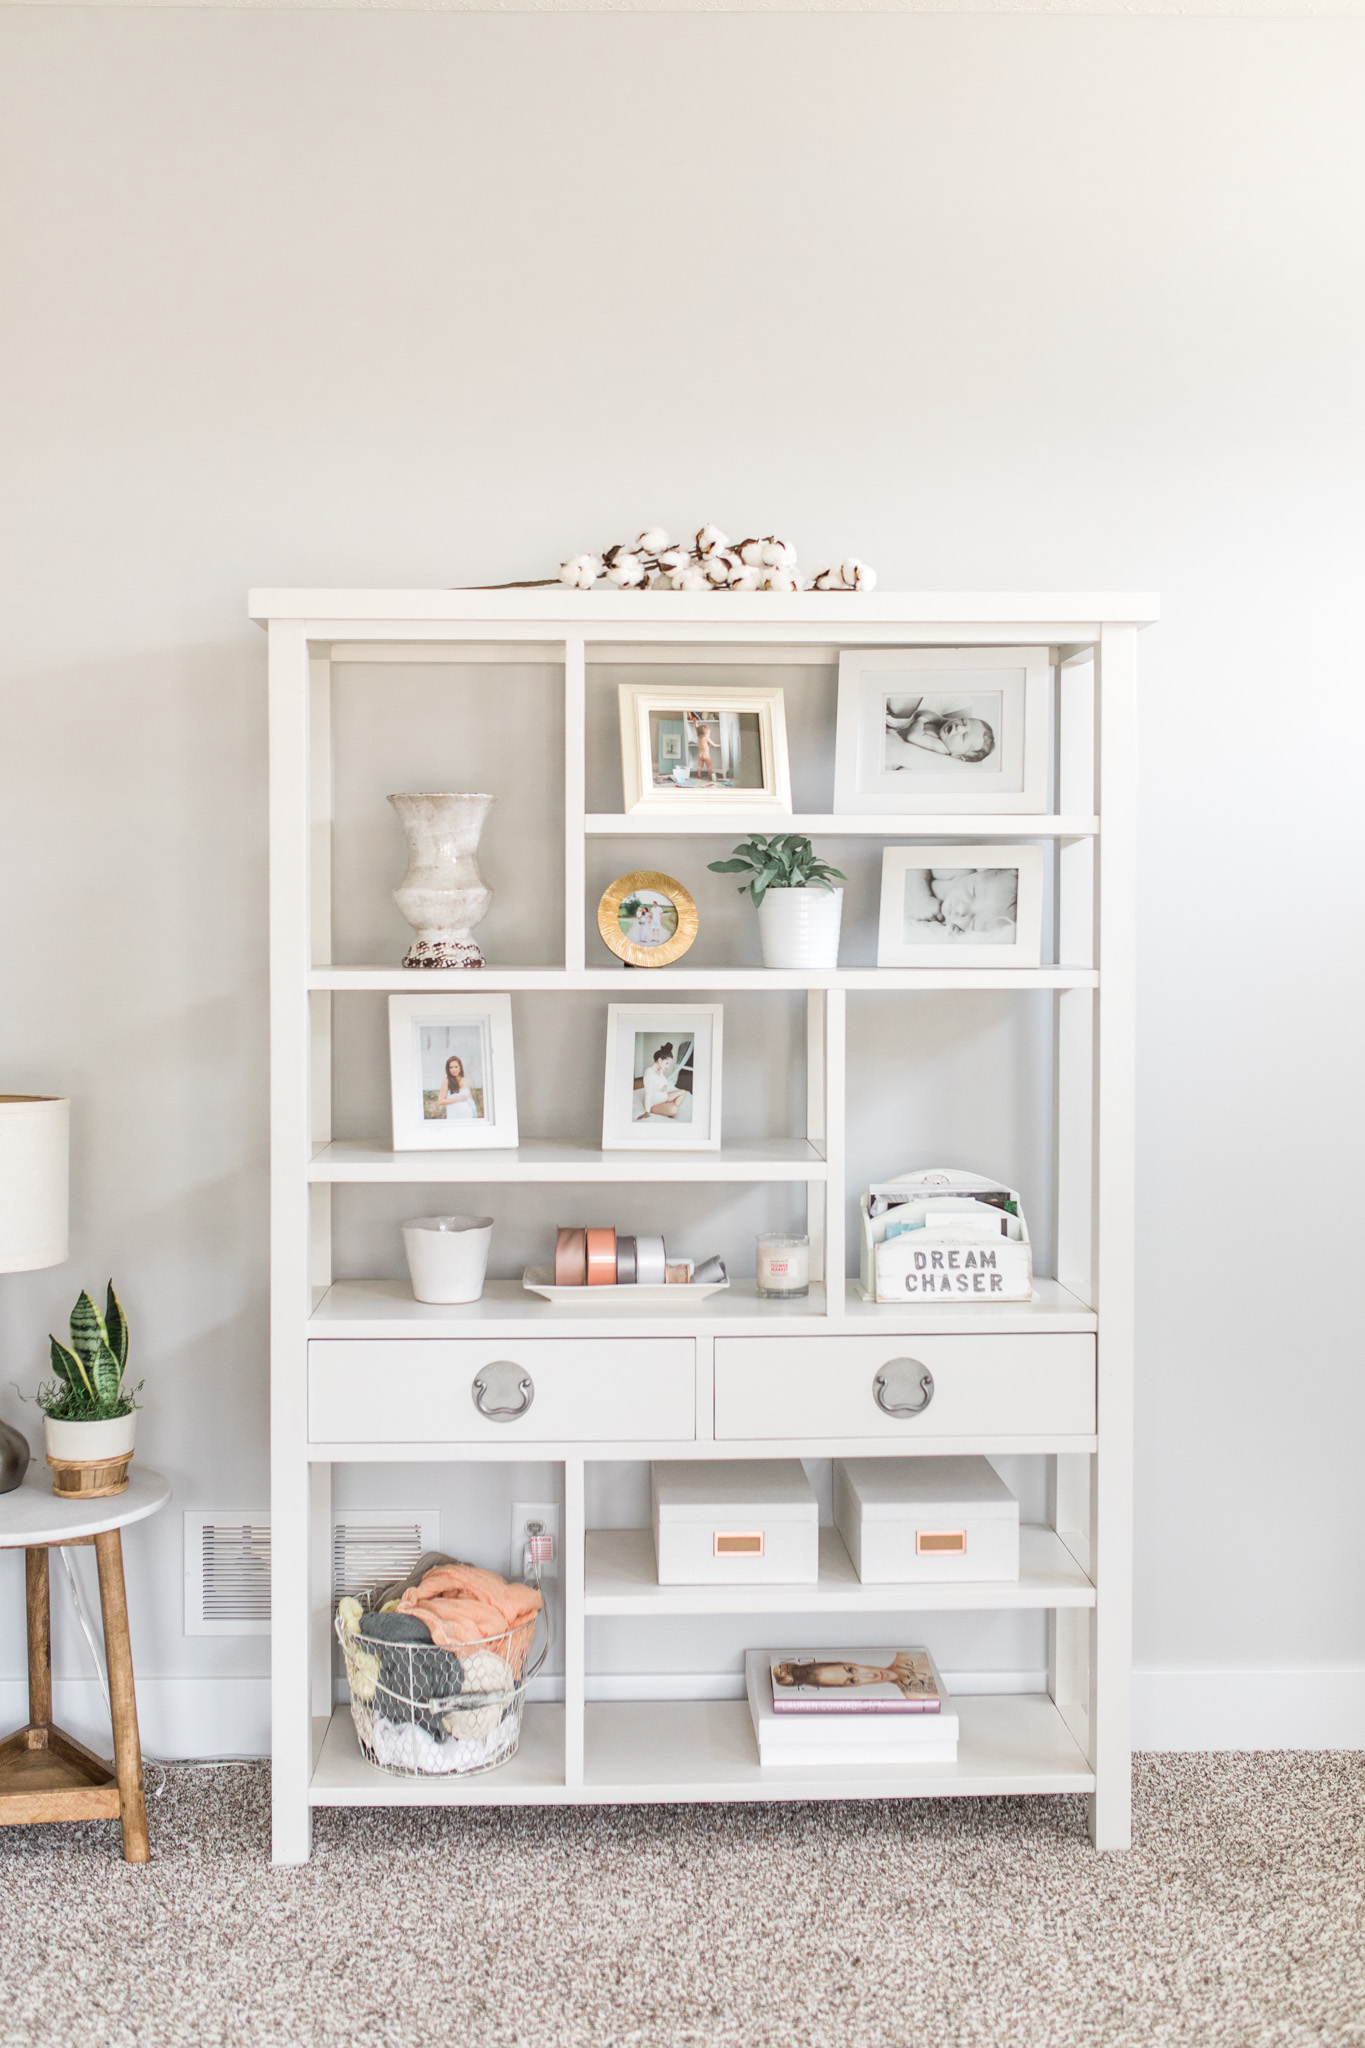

{"left": 9, "top": 1670, "right": 1363, "bottom": 1761}
{"left": 0, "top": 1677, "right": 271, "bottom": 1760}
{"left": 1132, "top": 1669, "right": 1365, "bottom": 1751}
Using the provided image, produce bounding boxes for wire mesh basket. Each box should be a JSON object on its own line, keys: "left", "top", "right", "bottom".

{"left": 336, "top": 1578, "right": 547, "bottom": 1779}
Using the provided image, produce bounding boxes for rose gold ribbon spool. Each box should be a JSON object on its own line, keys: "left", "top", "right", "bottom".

{"left": 554, "top": 1226, "right": 587, "bottom": 1287}
{"left": 585, "top": 1226, "right": 617, "bottom": 1286}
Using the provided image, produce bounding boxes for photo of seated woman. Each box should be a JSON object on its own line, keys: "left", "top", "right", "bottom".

{"left": 418, "top": 1021, "right": 490, "bottom": 1121}
{"left": 882, "top": 692, "right": 1001, "bottom": 775}
{"left": 902, "top": 866, "right": 1019, "bottom": 946}
{"left": 632, "top": 1033, "right": 694, "bottom": 1125}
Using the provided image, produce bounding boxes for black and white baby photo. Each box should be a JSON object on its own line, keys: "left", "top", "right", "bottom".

{"left": 882, "top": 691, "right": 1002, "bottom": 776}
{"left": 902, "top": 866, "right": 1020, "bottom": 945}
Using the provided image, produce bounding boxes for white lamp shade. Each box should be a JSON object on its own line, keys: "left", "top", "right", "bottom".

{"left": 0, "top": 1096, "right": 70, "bottom": 1272}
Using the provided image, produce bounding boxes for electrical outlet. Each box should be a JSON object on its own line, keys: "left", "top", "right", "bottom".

{"left": 511, "top": 1501, "right": 561, "bottom": 1581}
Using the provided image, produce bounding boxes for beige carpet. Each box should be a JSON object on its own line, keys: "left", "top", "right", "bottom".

{"left": 2, "top": 1756, "right": 1363, "bottom": 2047}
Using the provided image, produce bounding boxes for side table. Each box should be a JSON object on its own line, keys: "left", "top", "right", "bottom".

{"left": 0, "top": 1464, "right": 169, "bottom": 1862}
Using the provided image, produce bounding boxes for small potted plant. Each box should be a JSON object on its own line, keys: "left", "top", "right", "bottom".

{"left": 708, "top": 834, "right": 847, "bottom": 970}
{"left": 37, "top": 1283, "right": 140, "bottom": 1499}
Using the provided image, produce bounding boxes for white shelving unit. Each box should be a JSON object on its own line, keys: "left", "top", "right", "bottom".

{"left": 255, "top": 586, "right": 1154, "bottom": 1863}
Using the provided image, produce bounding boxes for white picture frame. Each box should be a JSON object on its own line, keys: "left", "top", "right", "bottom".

{"left": 618, "top": 685, "right": 792, "bottom": 813}
{"left": 876, "top": 845, "right": 1045, "bottom": 969}
{"left": 388, "top": 993, "right": 519, "bottom": 1150}
{"left": 601, "top": 1004, "right": 723, "bottom": 1150}
{"left": 833, "top": 647, "right": 1050, "bottom": 814}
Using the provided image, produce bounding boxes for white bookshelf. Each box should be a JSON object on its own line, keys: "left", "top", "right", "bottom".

{"left": 256, "top": 587, "right": 1153, "bottom": 1863}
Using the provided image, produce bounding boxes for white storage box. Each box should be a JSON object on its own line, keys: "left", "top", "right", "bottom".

{"left": 651, "top": 1460, "right": 819, "bottom": 1585}
{"left": 859, "top": 1168, "right": 1033, "bottom": 1304}
{"left": 745, "top": 1652, "right": 959, "bottom": 1765}
{"left": 833, "top": 1456, "right": 1019, "bottom": 1583}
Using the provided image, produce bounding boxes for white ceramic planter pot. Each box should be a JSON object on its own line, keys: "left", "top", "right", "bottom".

{"left": 44, "top": 1411, "right": 136, "bottom": 1498}
{"left": 403, "top": 1214, "right": 494, "bottom": 1303}
{"left": 389, "top": 791, "right": 494, "bottom": 969}
{"left": 44, "top": 1413, "right": 136, "bottom": 1462}
{"left": 756, "top": 887, "right": 843, "bottom": 970}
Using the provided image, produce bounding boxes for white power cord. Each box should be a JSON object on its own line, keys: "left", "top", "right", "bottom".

{"left": 57, "top": 1551, "right": 257, "bottom": 1795}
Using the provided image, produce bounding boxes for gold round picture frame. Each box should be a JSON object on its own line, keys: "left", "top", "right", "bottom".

{"left": 597, "top": 871, "right": 699, "bottom": 969}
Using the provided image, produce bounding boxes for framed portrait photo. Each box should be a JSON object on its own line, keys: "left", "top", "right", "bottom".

{"left": 876, "top": 845, "right": 1044, "bottom": 969}
{"left": 602, "top": 1005, "right": 722, "bottom": 1150}
{"left": 618, "top": 684, "right": 792, "bottom": 813}
{"left": 597, "top": 870, "right": 698, "bottom": 969}
{"left": 833, "top": 647, "right": 1050, "bottom": 814}
{"left": 388, "top": 993, "right": 519, "bottom": 1150}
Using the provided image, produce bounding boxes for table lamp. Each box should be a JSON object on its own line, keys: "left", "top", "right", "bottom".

{"left": 0, "top": 1095, "right": 70, "bottom": 1492}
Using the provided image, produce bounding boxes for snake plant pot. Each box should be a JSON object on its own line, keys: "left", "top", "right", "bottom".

{"left": 44, "top": 1412, "right": 136, "bottom": 1499}
{"left": 756, "top": 887, "right": 843, "bottom": 970}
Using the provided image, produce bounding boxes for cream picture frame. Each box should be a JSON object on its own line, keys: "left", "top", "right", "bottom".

{"left": 876, "top": 844, "right": 1045, "bottom": 969}
{"left": 618, "top": 684, "right": 792, "bottom": 813}
{"left": 601, "top": 1004, "right": 723, "bottom": 1150}
{"left": 833, "top": 647, "right": 1050, "bottom": 814}
{"left": 388, "top": 992, "right": 519, "bottom": 1150}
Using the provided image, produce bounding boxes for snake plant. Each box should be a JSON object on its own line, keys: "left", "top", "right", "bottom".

{"left": 39, "top": 1283, "right": 138, "bottom": 1420}
{"left": 707, "top": 834, "right": 847, "bottom": 909}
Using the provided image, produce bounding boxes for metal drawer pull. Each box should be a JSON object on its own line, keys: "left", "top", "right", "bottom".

{"left": 873, "top": 1359, "right": 935, "bottom": 1418}
{"left": 471, "top": 1361, "right": 535, "bottom": 1423}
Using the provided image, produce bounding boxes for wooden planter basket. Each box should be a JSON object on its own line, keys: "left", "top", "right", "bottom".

{"left": 46, "top": 1453, "right": 133, "bottom": 1500}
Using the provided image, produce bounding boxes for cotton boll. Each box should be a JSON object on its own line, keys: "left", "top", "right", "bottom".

{"left": 808, "top": 567, "right": 838, "bottom": 591}
{"left": 694, "top": 525, "right": 729, "bottom": 556}
{"left": 841, "top": 557, "right": 877, "bottom": 591}
{"left": 636, "top": 528, "right": 670, "bottom": 555}
{"left": 655, "top": 545, "right": 687, "bottom": 573}
{"left": 704, "top": 551, "right": 735, "bottom": 586}
{"left": 730, "top": 566, "right": 764, "bottom": 592}
{"left": 607, "top": 552, "right": 648, "bottom": 588}
{"left": 762, "top": 569, "right": 800, "bottom": 593}
{"left": 738, "top": 539, "right": 767, "bottom": 568}
{"left": 559, "top": 553, "right": 602, "bottom": 589}
{"left": 673, "top": 567, "right": 710, "bottom": 591}
{"left": 761, "top": 538, "right": 796, "bottom": 569}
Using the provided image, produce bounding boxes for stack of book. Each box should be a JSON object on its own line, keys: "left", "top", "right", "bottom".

{"left": 745, "top": 1647, "right": 959, "bottom": 1766}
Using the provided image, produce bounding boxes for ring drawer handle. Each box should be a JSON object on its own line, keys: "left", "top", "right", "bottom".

{"left": 874, "top": 1359, "right": 935, "bottom": 1418}
{"left": 471, "top": 1362, "right": 535, "bottom": 1423}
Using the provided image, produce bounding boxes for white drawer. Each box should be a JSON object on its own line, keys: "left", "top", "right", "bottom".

{"left": 308, "top": 1338, "right": 696, "bottom": 1444}
{"left": 713, "top": 1334, "right": 1095, "bottom": 1441}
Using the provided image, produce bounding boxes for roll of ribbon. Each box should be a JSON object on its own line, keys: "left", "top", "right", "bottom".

{"left": 665, "top": 1261, "right": 692, "bottom": 1286}
{"left": 585, "top": 1226, "right": 617, "bottom": 1286}
{"left": 615, "top": 1235, "right": 637, "bottom": 1285}
{"left": 634, "top": 1234, "right": 666, "bottom": 1286}
{"left": 554, "top": 1226, "right": 587, "bottom": 1287}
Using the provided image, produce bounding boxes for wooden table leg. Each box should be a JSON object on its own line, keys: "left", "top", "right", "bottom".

{"left": 25, "top": 1547, "right": 52, "bottom": 1734}
{"left": 93, "top": 1529, "right": 150, "bottom": 1863}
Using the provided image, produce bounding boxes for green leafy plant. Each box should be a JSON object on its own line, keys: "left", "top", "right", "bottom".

{"left": 37, "top": 1283, "right": 140, "bottom": 1421}
{"left": 707, "top": 834, "right": 847, "bottom": 909}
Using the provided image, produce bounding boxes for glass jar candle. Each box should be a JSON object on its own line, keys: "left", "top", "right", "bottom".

{"left": 755, "top": 1233, "right": 810, "bottom": 1299}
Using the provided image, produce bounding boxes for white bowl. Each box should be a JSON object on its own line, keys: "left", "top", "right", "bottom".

{"left": 403, "top": 1214, "right": 494, "bottom": 1303}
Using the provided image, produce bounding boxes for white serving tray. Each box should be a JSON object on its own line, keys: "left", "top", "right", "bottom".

{"left": 522, "top": 1265, "right": 729, "bottom": 1306}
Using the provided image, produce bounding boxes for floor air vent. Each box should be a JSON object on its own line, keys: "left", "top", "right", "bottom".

{"left": 184, "top": 1510, "right": 440, "bottom": 1635}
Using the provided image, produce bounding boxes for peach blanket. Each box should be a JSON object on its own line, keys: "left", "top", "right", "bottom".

{"left": 398, "top": 1563, "right": 543, "bottom": 1670}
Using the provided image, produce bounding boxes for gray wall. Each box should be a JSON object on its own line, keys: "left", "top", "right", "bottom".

{"left": 1, "top": 7, "right": 1362, "bottom": 1743}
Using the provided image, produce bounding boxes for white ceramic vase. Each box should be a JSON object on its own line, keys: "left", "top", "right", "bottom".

{"left": 403, "top": 1214, "right": 494, "bottom": 1304}
{"left": 756, "top": 886, "right": 844, "bottom": 970}
{"left": 389, "top": 792, "right": 494, "bottom": 969}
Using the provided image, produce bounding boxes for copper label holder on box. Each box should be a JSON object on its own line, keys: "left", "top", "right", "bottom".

{"left": 714, "top": 1532, "right": 764, "bottom": 1557}
{"left": 917, "top": 1530, "right": 967, "bottom": 1555}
